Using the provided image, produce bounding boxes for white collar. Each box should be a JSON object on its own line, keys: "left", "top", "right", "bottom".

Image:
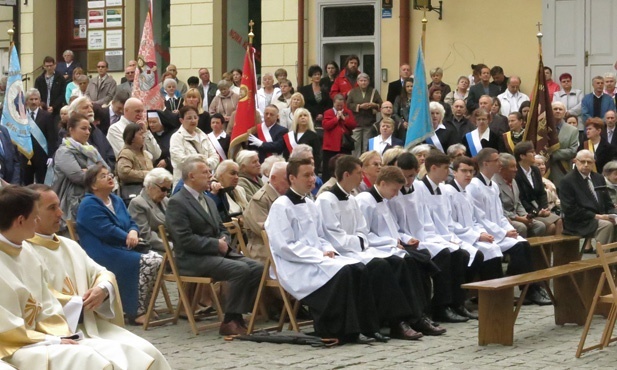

{"left": 379, "top": 135, "right": 392, "bottom": 144}
{"left": 435, "top": 123, "right": 446, "bottom": 131}
{"left": 290, "top": 186, "right": 308, "bottom": 198}
{"left": 579, "top": 171, "right": 593, "bottom": 181}
{"left": 480, "top": 172, "right": 493, "bottom": 185}
{"left": 479, "top": 128, "right": 491, "bottom": 141}
{"left": 454, "top": 179, "right": 466, "bottom": 192}
{"left": 522, "top": 165, "right": 532, "bottom": 176}
{"left": 35, "top": 232, "right": 54, "bottom": 240}
{"left": 0, "top": 233, "right": 22, "bottom": 249}
{"left": 506, "top": 90, "right": 519, "bottom": 98}
{"left": 184, "top": 184, "right": 202, "bottom": 200}
{"left": 213, "top": 131, "right": 227, "bottom": 139}
{"left": 336, "top": 182, "right": 350, "bottom": 196}
{"left": 426, "top": 175, "right": 440, "bottom": 192}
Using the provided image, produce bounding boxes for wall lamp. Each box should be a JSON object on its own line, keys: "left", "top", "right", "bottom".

{"left": 413, "top": 0, "right": 443, "bottom": 20}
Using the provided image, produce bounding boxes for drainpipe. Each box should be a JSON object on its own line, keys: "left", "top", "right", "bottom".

{"left": 297, "top": 0, "right": 305, "bottom": 87}
{"left": 400, "top": 0, "right": 410, "bottom": 64}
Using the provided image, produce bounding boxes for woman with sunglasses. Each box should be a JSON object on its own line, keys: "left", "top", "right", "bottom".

{"left": 128, "top": 168, "right": 174, "bottom": 253}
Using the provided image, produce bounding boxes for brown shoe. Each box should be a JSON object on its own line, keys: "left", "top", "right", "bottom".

{"left": 219, "top": 320, "right": 246, "bottom": 336}
{"left": 390, "top": 321, "right": 423, "bottom": 340}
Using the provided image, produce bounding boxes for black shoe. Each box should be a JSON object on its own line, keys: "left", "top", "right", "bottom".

{"left": 452, "top": 305, "right": 478, "bottom": 320}
{"left": 389, "top": 321, "right": 423, "bottom": 340}
{"left": 355, "top": 333, "right": 376, "bottom": 344}
{"left": 411, "top": 316, "right": 447, "bottom": 336}
{"left": 367, "top": 332, "right": 390, "bottom": 342}
{"left": 528, "top": 287, "right": 552, "bottom": 306}
{"left": 432, "top": 307, "right": 469, "bottom": 323}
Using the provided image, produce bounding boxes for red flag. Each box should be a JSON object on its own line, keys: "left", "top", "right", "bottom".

{"left": 523, "top": 56, "right": 560, "bottom": 158}
{"left": 133, "top": 8, "right": 164, "bottom": 110}
{"left": 229, "top": 46, "right": 257, "bottom": 151}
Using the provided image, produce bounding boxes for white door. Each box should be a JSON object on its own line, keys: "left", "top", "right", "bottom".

{"left": 543, "top": 0, "right": 617, "bottom": 93}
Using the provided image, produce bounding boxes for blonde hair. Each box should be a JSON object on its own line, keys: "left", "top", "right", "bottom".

{"left": 291, "top": 108, "right": 314, "bottom": 132}
{"left": 185, "top": 88, "right": 204, "bottom": 114}
{"left": 360, "top": 150, "right": 381, "bottom": 167}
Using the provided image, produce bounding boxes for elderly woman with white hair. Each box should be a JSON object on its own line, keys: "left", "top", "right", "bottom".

{"left": 128, "top": 168, "right": 174, "bottom": 252}
{"left": 603, "top": 160, "right": 617, "bottom": 208}
{"left": 346, "top": 72, "right": 382, "bottom": 157}
{"left": 260, "top": 155, "right": 285, "bottom": 183}
{"left": 236, "top": 150, "right": 263, "bottom": 199}
{"left": 209, "top": 79, "right": 239, "bottom": 124}
{"left": 425, "top": 101, "right": 459, "bottom": 153}
{"left": 256, "top": 73, "right": 281, "bottom": 120}
{"left": 163, "top": 78, "right": 184, "bottom": 113}
{"left": 411, "top": 143, "right": 432, "bottom": 179}
{"left": 207, "top": 159, "right": 249, "bottom": 223}
{"left": 66, "top": 96, "right": 116, "bottom": 169}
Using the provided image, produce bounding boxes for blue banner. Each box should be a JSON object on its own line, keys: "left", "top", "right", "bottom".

{"left": 404, "top": 45, "right": 434, "bottom": 148}
{"left": 1, "top": 46, "right": 32, "bottom": 159}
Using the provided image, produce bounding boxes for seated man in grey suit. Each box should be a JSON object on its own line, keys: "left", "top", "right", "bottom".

{"left": 166, "top": 154, "right": 263, "bottom": 336}
{"left": 493, "top": 153, "right": 546, "bottom": 238}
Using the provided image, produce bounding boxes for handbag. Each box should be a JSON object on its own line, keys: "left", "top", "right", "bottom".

{"left": 119, "top": 183, "right": 143, "bottom": 203}
{"left": 132, "top": 238, "right": 151, "bottom": 254}
{"left": 340, "top": 124, "right": 355, "bottom": 152}
{"left": 369, "top": 89, "right": 378, "bottom": 115}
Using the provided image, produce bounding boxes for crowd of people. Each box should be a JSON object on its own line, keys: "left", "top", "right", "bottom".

{"left": 1, "top": 49, "right": 617, "bottom": 365}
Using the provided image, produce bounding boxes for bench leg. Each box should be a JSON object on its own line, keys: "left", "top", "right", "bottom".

{"left": 554, "top": 274, "right": 587, "bottom": 325}
{"left": 552, "top": 239, "right": 581, "bottom": 266}
{"left": 478, "top": 288, "right": 515, "bottom": 346}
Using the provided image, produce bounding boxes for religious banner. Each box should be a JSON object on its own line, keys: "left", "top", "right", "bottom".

{"left": 405, "top": 45, "right": 433, "bottom": 148}
{"left": 523, "top": 55, "right": 559, "bottom": 158}
{"left": 1, "top": 45, "right": 32, "bottom": 161}
{"left": 229, "top": 41, "right": 257, "bottom": 155}
{"left": 133, "top": 7, "right": 164, "bottom": 110}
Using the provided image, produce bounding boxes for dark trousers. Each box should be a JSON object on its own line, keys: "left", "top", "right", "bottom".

{"left": 302, "top": 263, "right": 379, "bottom": 340}
{"left": 366, "top": 258, "right": 413, "bottom": 326}
{"left": 20, "top": 154, "right": 47, "bottom": 185}
{"left": 504, "top": 242, "right": 533, "bottom": 276}
{"left": 322, "top": 149, "right": 351, "bottom": 182}
{"left": 431, "top": 249, "right": 470, "bottom": 309}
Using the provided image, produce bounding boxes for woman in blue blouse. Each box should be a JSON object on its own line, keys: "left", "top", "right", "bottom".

{"left": 76, "top": 163, "right": 162, "bottom": 325}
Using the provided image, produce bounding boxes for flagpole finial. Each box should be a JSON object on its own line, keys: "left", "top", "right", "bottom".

{"left": 536, "top": 22, "right": 543, "bottom": 57}
{"left": 248, "top": 20, "right": 255, "bottom": 45}
{"left": 421, "top": 7, "right": 428, "bottom": 53}
{"left": 7, "top": 27, "right": 13, "bottom": 44}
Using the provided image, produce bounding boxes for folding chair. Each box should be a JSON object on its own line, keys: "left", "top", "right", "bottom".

{"left": 576, "top": 242, "right": 617, "bottom": 357}
{"left": 142, "top": 225, "right": 224, "bottom": 335}
{"left": 246, "top": 230, "right": 313, "bottom": 334}
{"left": 66, "top": 219, "right": 79, "bottom": 242}
{"left": 224, "top": 219, "right": 251, "bottom": 256}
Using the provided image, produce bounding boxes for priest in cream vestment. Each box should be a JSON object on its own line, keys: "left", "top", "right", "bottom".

{"left": 0, "top": 185, "right": 153, "bottom": 370}
{"left": 26, "top": 184, "right": 171, "bottom": 370}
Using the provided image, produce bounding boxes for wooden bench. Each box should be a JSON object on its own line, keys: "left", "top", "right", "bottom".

{"left": 526, "top": 235, "right": 582, "bottom": 269}
{"left": 462, "top": 260, "right": 606, "bottom": 346}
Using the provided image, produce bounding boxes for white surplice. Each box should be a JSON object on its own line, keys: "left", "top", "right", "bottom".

{"left": 316, "top": 185, "right": 395, "bottom": 264}
{"left": 0, "top": 239, "right": 152, "bottom": 370}
{"left": 265, "top": 194, "right": 359, "bottom": 300}
{"left": 388, "top": 181, "right": 456, "bottom": 257}
{"left": 355, "top": 189, "right": 412, "bottom": 258}
{"left": 466, "top": 176, "right": 525, "bottom": 251}
{"left": 28, "top": 234, "right": 170, "bottom": 370}
{"left": 442, "top": 182, "right": 503, "bottom": 261}
{"left": 413, "top": 179, "right": 478, "bottom": 265}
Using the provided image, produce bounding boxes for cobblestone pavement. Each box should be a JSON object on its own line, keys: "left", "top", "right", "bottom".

{"left": 127, "top": 283, "right": 617, "bottom": 370}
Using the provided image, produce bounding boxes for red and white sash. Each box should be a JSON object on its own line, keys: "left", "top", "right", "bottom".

{"left": 283, "top": 131, "right": 298, "bottom": 153}
{"left": 207, "top": 132, "right": 227, "bottom": 161}
{"left": 256, "top": 122, "right": 273, "bottom": 143}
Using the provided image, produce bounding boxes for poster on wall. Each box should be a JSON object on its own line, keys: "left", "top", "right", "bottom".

{"left": 88, "top": 1, "right": 104, "bottom": 8}
{"left": 106, "top": 8, "right": 122, "bottom": 28}
{"left": 88, "top": 9, "right": 105, "bottom": 29}
{"left": 88, "top": 30, "right": 105, "bottom": 50}
{"left": 106, "top": 30, "right": 122, "bottom": 49}
{"left": 106, "top": 0, "right": 122, "bottom": 6}
{"left": 105, "top": 50, "right": 124, "bottom": 72}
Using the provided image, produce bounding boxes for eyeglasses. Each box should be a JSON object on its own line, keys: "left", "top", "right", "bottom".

{"left": 155, "top": 184, "right": 172, "bottom": 193}
{"left": 97, "top": 65, "right": 106, "bottom": 69}
{"left": 98, "top": 173, "right": 114, "bottom": 180}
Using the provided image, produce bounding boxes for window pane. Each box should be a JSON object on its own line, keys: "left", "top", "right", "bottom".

{"left": 323, "top": 6, "right": 374, "bottom": 37}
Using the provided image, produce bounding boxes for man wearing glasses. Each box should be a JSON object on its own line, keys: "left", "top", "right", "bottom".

{"left": 86, "top": 61, "right": 117, "bottom": 105}
{"left": 560, "top": 150, "right": 617, "bottom": 246}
